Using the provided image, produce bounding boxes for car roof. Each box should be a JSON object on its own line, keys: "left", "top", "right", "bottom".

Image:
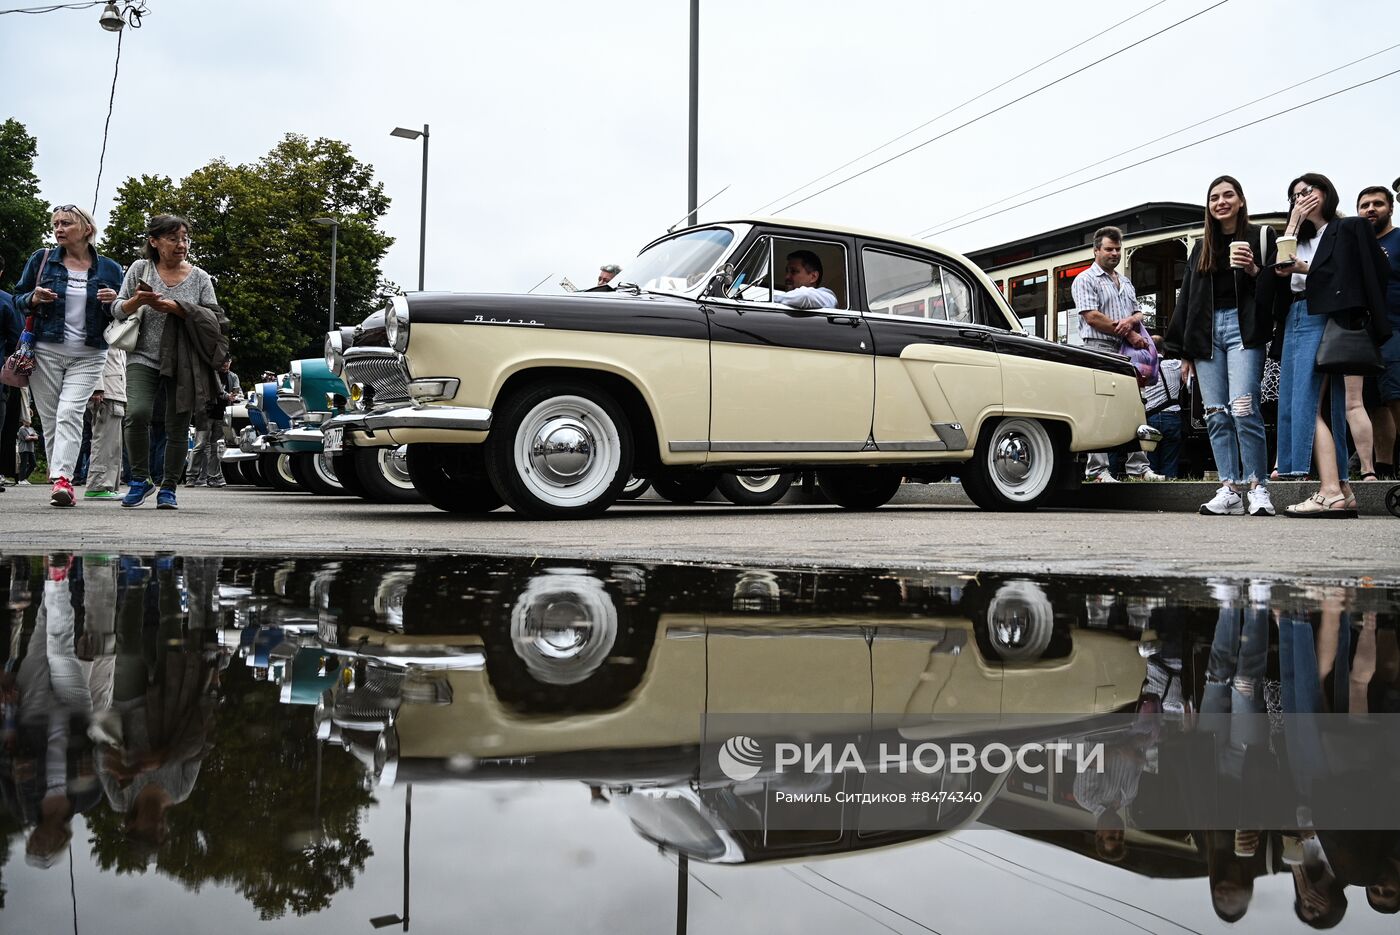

{"left": 702, "top": 216, "right": 966, "bottom": 262}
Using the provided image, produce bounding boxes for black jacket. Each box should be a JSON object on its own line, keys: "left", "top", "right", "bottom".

{"left": 1163, "top": 223, "right": 1279, "bottom": 360}
{"left": 1298, "top": 216, "right": 1393, "bottom": 345}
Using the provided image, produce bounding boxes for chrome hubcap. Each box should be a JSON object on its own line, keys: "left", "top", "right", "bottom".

{"left": 529, "top": 417, "right": 595, "bottom": 486}
{"left": 992, "top": 432, "right": 1033, "bottom": 486}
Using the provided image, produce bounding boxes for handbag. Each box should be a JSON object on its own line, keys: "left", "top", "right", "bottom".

{"left": 1315, "top": 311, "right": 1383, "bottom": 376}
{"left": 102, "top": 259, "right": 145, "bottom": 352}
{"left": 1, "top": 249, "right": 49, "bottom": 388}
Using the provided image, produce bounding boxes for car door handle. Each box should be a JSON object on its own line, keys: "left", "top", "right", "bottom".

{"left": 958, "top": 328, "right": 988, "bottom": 341}
{"left": 829, "top": 316, "right": 861, "bottom": 327}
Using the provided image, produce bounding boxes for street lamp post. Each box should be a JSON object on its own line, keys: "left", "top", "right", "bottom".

{"left": 312, "top": 217, "right": 340, "bottom": 332}
{"left": 390, "top": 124, "right": 430, "bottom": 291}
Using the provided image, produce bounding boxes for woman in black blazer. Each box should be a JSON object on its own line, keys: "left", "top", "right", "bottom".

{"left": 1274, "top": 173, "right": 1393, "bottom": 517}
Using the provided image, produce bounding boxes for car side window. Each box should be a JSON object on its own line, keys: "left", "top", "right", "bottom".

{"left": 940, "top": 267, "right": 974, "bottom": 324}
{"left": 728, "top": 235, "right": 850, "bottom": 309}
{"left": 864, "top": 248, "right": 952, "bottom": 320}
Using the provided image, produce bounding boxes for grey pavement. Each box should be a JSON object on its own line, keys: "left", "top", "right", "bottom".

{"left": 2, "top": 480, "right": 1398, "bottom": 583}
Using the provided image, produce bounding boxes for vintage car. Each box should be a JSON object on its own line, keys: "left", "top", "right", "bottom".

{"left": 219, "top": 400, "right": 260, "bottom": 485}
{"left": 267, "top": 358, "right": 348, "bottom": 496}
{"left": 242, "top": 377, "right": 298, "bottom": 489}
{"left": 321, "top": 218, "right": 1158, "bottom": 518}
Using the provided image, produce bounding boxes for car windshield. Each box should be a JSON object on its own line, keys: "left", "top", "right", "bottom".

{"left": 622, "top": 227, "right": 734, "bottom": 294}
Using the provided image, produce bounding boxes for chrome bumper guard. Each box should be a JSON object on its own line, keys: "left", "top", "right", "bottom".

{"left": 1136, "top": 423, "right": 1162, "bottom": 452}
{"left": 362, "top": 405, "right": 492, "bottom": 433}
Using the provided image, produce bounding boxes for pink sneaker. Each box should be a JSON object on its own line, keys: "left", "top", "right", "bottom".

{"left": 50, "top": 477, "right": 75, "bottom": 507}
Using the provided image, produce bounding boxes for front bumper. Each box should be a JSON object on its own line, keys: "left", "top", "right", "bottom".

{"left": 323, "top": 405, "right": 493, "bottom": 450}
{"left": 1136, "top": 423, "right": 1162, "bottom": 453}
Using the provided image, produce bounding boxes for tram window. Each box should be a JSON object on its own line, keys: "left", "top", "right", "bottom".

{"left": 1055, "top": 262, "right": 1090, "bottom": 345}
{"left": 1008, "top": 271, "right": 1048, "bottom": 338}
{"left": 863, "top": 249, "right": 944, "bottom": 319}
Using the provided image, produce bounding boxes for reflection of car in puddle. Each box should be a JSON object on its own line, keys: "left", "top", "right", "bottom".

{"left": 510, "top": 570, "right": 617, "bottom": 686}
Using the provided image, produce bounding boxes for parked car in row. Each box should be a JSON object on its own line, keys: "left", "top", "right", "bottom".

{"left": 320, "top": 217, "right": 1156, "bottom": 518}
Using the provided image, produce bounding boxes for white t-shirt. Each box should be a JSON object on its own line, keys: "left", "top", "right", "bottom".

{"left": 51, "top": 268, "right": 103, "bottom": 358}
{"left": 1292, "top": 224, "right": 1326, "bottom": 294}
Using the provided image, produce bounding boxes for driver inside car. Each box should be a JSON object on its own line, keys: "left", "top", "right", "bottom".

{"left": 772, "top": 250, "right": 837, "bottom": 309}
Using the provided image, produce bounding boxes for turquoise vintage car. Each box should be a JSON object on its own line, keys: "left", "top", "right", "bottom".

{"left": 273, "top": 359, "right": 348, "bottom": 495}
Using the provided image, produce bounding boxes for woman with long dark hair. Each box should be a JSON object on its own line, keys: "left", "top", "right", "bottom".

{"left": 1275, "top": 173, "right": 1392, "bottom": 517}
{"left": 1165, "top": 176, "right": 1279, "bottom": 516}
{"left": 111, "top": 215, "right": 218, "bottom": 511}
{"left": 11, "top": 206, "right": 124, "bottom": 507}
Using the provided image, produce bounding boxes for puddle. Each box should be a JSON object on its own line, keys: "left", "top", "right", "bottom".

{"left": 2, "top": 552, "right": 1398, "bottom": 932}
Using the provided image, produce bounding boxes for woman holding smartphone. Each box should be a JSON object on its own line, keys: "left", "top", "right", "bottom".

{"left": 1274, "top": 173, "right": 1392, "bottom": 517}
{"left": 11, "top": 205, "right": 124, "bottom": 507}
{"left": 1164, "top": 175, "right": 1279, "bottom": 517}
{"left": 111, "top": 214, "right": 217, "bottom": 511}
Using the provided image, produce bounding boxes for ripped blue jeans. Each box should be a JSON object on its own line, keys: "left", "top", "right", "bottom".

{"left": 1194, "top": 307, "right": 1267, "bottom": 486}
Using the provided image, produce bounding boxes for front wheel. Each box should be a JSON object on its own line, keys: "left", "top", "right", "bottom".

{"left": 618, "top": 475, "right": 651, "bottom": 500}
{"left": 332, "top": 452, "right": 369, "bottom": 499}
{"left": 484, "top": 382, "right": 633, "bottom": 519}
{"left": 960, "top": 417, "right": 1064, "bottom": 511}
{"left": 291, "top": 452, "right": 344, "bottom": 496}
{"left": 260, "top": 453, "right": 300, "bottom": 492}
{"left": 815, "top": 468, "right": 901, "bottom": 510}
{"left": 651, "top": 472, "right": 716, "bottom": 504}
{"left": 406, "top": 443, "right": 504, "bottom": 514}
{"left": 350, "top": 445, "right": 424, "bottom": 504}
{"left": 716, "top": 472, "right": 794, "bottom": 506}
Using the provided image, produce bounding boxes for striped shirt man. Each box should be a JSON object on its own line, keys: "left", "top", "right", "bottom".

{"left": 1073, "top": 261, "right": 1141, "bottom": 350}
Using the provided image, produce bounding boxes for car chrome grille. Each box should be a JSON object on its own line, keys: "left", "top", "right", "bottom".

{"left": 342, "top": 348, "right": 409, "bottom": 404}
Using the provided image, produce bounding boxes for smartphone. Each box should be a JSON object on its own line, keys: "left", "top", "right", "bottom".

{"left": 137, "top": 279, "right": 154, "bottom": 292}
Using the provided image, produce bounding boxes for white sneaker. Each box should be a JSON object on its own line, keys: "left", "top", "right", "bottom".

{"left": 1200, "top": 485, "right": 1244, "bottom": 515}
{"left": 17, "top": 480, "right": 31, "bottom": 486}
{"left": 1131, "top": 470, "right": 1167, "bottom": 482}
{"left": 1088, "top": 474, "right": 1120, "bottom": 483}
{"left": 1246, "top": 486, "right": 1275, "bottom": 517}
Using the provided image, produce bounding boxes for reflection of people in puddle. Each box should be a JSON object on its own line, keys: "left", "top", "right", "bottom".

{"left": 0, "top": 555, "right": 103, "bottom": 868}
{"left": 1073, "top": 733, "right": 1152, "bottom": 863}
{"left": 1205, "top": 829, "right": 1265, "bottom": 923}
{"left": 93, "top": 556, "right": 217, "bottom": 856}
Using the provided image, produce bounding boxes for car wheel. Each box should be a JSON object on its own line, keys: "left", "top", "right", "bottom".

{"left": 815, "top": 468, "right": 901, "bottom": 510}
{"left": 332, "top": 452, "right": 369, "bottom": 499}
{"left": 650, "top": 472, "right": 716, "bottom": 504}
{"left": 984, "top": 580, "right": 1054, "bottom": 662}
{"left": 291, "top": 452, "right": 344, "bottom": 496}
{"left": 406, "top": 443, "right": 504, "bottom": 513}
{"left": 618, "top": 475, "right": 650, "bottom": 500}
{"left": 221, "top": 460, "right": 245, "bottom": 486}
{"left": 242, "top": 455, "right": 266, "bottom": 487}
{"left": 260, "top": 453, "right": 300, "bottom": 492}
{"left": 716, "top": 472, "right": 794, "bottom": 506}
{"left": 350, "top": 445, "right": 424, "bottom": 504}
{"left": 961, "top": 417, "right": 1063, "bottom": 511}
{"left": 484, "top": 382, "right": 632, "bottom": 519}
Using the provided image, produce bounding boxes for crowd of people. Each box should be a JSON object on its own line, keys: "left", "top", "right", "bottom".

{"left": 0, "top": 207, "right": 238, "bottom": 509}
{"left": 1076, "top": 173, "right": 1399, "bottom": 519}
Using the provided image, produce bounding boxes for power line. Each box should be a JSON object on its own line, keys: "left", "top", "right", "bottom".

{"left": 92, "top": 27, "right": 122, "bottom": 214}
{"left": 0, "top": 1, "right": 104, "bottom": 13}
{"left": 750, "top": 0, "right": 1171, "bottom": 215}
{"left": 918, "top": 41, "right": 1400, "bottom": 237}
{"left": 773, "top": 0, "right": 1232, "bottom": 215}
{"left": 801, "top": 865, "right": 944, "bottom": 934}
{"left": 917, "top": 64, "right": 1400, "bottom": 241}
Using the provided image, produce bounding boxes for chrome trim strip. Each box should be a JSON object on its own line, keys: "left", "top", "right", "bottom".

{"left": 932, "top": 422, "right": 968, "bottom": 450}
{"left": 362, "top": 405, "right": 492, "bottom": 432}
{"left": 710, "top": 441, "right": 868, "bottom": 452}
{"left": 667, "top": 441, "right": 709, "bottom": 452}
{"left": 408, "top": 377, "right": 462, "bottom": 403}
{"left": 876, "top": 440, "right": 947, "bottom": 451}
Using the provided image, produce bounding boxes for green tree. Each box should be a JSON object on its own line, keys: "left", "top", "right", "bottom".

{"left": 0, "top": 119, "right": 51, "bottom": 292}
{"left": 100, "top": 134, "right": 395, "bottom": 379}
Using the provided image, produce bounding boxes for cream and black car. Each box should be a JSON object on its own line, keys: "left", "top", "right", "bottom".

{"left": 322, "top": 218, "right": 1158, "bottom": 519}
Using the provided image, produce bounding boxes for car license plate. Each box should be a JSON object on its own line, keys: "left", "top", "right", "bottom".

{"left": 323, "top": 426, "right": 343, "bottom": 453}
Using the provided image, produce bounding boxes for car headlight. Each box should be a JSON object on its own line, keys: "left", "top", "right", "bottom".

{"left": 386, "top": 295, "right": 410, "bottom": 353}
{"left": 324, "top": 331, "right": 344, "bottom": 375}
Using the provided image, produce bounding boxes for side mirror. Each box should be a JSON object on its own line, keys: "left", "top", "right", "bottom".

{"left": 705, "top": 263, "right": 736, "bottom": 298}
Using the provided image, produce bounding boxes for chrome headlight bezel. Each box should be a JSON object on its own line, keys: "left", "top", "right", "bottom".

{"left": 324, "top": 331, "right": 344, "bottom": 376}
{"left": 386, "top": 295, "right": 410, "bottom": 353}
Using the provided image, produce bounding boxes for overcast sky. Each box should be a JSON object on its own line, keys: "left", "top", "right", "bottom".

{"left": 3, "top": 0, "right": 1397, "bottom": 296}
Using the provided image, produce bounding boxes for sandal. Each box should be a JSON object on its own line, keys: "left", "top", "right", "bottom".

{"left": 1284, "top": 492, "right": 1357, "bottom": 519}
{"left": 1360, "top": 471, "right": 1380, "bottom": 482}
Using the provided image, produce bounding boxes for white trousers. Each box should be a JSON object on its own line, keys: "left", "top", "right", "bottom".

{"left": 28, "top": 348, "right": 105, "bottom": 481}
{"left": 87, "top": 396, "right": 126, "bottom": 491}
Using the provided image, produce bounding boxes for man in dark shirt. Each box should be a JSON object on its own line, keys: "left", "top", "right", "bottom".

{"left": 1359, "top": 186, "right": 1400, "bottom": 477}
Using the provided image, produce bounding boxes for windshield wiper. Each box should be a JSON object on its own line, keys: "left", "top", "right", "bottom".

{"left": 614, "top": 281, "right": 643, "bottom": 295}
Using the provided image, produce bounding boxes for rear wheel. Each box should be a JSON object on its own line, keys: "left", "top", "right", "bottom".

{"left": 651, "top": 472, "right": 716, "bottom": 504}
{"left": 960, "top": 417, "right": 1064, "bottom": 512}
{"left": 816, "top": 468, "right": 901, "bottom": 510}
{"left": 242, "top": 455, "right": 266, "bottom": 487}
{"left": 716, "top": 472, "right": 794, "bottom": 506}
{"left": 332, "top": 452, "right": 369, "bottom": 499}
{"left": 291, "top": 452, "right": 344, "bottom": 496}
{"left": 406, "top": 443, "right": 504, "bottom": 513}
{"left": 484, "top": 382, "right": 632, "bottom": 519}
{"left": 260, "top": 453, "right": 300, "bottom": 492}
{"left": 350, "top": 445, "right": 424, "bottom": 504}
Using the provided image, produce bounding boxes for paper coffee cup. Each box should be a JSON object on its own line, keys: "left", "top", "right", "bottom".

{"left": 1229, "top": 241, "right": 1249, "bottom": 268}
{"left": 1276, "top": 235, "right": 1298, "bottom": 266}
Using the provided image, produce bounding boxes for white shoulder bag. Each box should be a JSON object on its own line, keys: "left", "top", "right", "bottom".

{"left": 102, "top": 259, "right": 147, "bottom": 352}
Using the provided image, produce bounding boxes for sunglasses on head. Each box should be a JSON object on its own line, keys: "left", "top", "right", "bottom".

{"left": 52, "top": 205, "right": 80, "bottom": 214}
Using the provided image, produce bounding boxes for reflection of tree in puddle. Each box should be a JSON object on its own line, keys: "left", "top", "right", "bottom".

{"left": 84, "top": 658, "right": 374, "bottom": 919}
